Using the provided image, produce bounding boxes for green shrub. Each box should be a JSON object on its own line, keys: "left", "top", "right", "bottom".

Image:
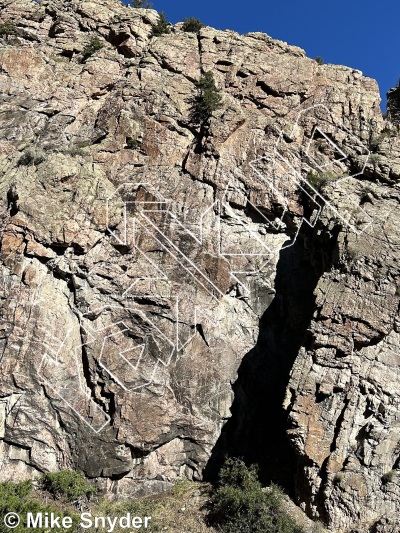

{"left": 369, "top": 130, "right": 393, "bottom": 152}
{"left": 125, "top": 137, "right": 142, "bottom": 149}
{"left": 314, "top": 56, "right": 324, "bottom": 65}
{"left": 151, "top": 12, "right": 170, "bottom": 36}
{"left": 0, "top": 480, "right": 33, "bottom": 508}
{"left": 41, "top": 471, "right": 97, "bottom": 502}
{"left": 172, "top": 479, "right": 192, "bottom": 496}
{"left": 368, "top": 152, "right": 380, "bottom": 168}
{"left": 189, "top": 71, "right": 223, "bottom": 125}
{"left": 333, "top": 472, "right": 345, "bottom": 484}
{"left": 182, "top": 17, "right": 205, "bottom": 33}
{"left": 208, "top": 458, "right": 304, "bottom": 533}
{"left": 0, "top": 22, "right": 18, "bottom": 37}
{"left": 382, "top": 470, "right": 395, "bottom": 484}
{"left": 0, "top": 480, "right": 77, "bottom": 533}
{"left": 81, "top": 36, "right": 104, "bottom": 63}
{"left": 64, "top": 140, "right": 92, "bottom": 156}
{"left": 306, "top": 170, "right": 338, "bottom": 191}
{"left": 18, "top": 147, "right": 45, "bottom": 166}
{"left": 6, "top": 37, "right": 21, "bottom": 46}
{"left": 131, "top": 0, "right": 153, "bottom": 6}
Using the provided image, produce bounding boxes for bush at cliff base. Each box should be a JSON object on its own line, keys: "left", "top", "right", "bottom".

{"left": 208, "top": 458, "right": 304, "bottom": 533}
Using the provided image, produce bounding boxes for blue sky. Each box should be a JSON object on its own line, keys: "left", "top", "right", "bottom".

{"left": 127, "top": 0, "right": 397, "bottom": 110}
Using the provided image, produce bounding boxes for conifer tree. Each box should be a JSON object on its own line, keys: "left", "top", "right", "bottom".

{"left": 152, "top": 12, "right": 170, "bottom": 36}
{"left": 189, "top": 71, "right": 223, "bottom": 125}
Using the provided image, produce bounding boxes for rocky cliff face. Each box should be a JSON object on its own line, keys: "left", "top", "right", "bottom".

{"left": 0, "top": 1, "right": 399, "bottom": 531}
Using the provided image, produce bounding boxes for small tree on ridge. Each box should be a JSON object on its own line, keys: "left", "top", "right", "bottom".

{"left": 131, "top": 0, "right": 153, "bottom": 8}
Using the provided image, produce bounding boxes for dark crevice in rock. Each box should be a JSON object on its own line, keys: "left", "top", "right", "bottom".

{"left": 48, "top": 23, "right": 63, "bottom": 38}
{"left": 254, "top": 80, "right": 307, "bottom": 102}
{"left": 2, "top": 438, "right": 31, "bottom": 452}
{"left": 110, "top": 242, "right": 132, "bottom": 255}
{"left": 330, "top": 396, "right": 350, "bottom": 456}
{"left": 107, "top": 29, "right": 135, "bottom": 58}
{"left": 49, "top": 243, "right": 68, "bottom": 256}
{"left": 197, "top": 32, "right": 203, "bottom": 72}
{"left": 196, "top": 323, "right": 209, "bottom": 347}
{"left": 49, "top": 242, "right": 85, "bottom": 256}
{"left": 181, "top": 154, "right": 218, "bottom": 197}
{"left": 16, "top": 30, "right": 40, "bottom": 43}
{"left": 353, "top": 328, "right": 386, "bottom": 350}
{"left": 98, "top": 384, "right": 116, "bottom": 421}
{"left": 176, "top": 118, "right": 198, "bottom": 138}
{"left": 256, "top": 80, "right": 280, "bottom": 98}
{"left": 204, "top": 225, "right": 339, "bottom": 496}
{"left": 50, "top": 266, "right": 71, "bottom": 283}
{"left": 60, "top": 49, "right": 73, "bottom": 59}
{"left": 7, "top": 185, "right": 19, "bottom": 217}
{"left": 91, "top": 132, "right": 108, "bottom": 145}
{"left": 192, "top": 123, "right": 210, "bottom": 155}
{"left": 133, "top": 296, "right": 170, "bottom": 308}
{"left": 216, "top": 59, "right": 234, "bottom": 67}
{"left": 243, "top": 94, "right": 270, "bottom": 110}
{"left": 313, "top": 396, "right": 351, "bottom": 523}
{"left": 147, "top": 50, "right": 198, "bottom": 84}
{"left": 79, "top": 326, "right": 115, "bottom": 422}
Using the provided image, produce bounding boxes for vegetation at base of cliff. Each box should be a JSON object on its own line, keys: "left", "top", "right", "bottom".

{"left": 0, "top": 475, "right": 159, "bottom": 533}
{"left": 207, "top": 458, "right": 305, "bottom": 533}
{"left": 182, "top": 17, "right": 205, "bottom": 33}
{"left": 131, "top": 0, "right": 153, "bottom": 7}
{"left": 152, "top": 12, "right": 171, "bottom": 36}
{"left": 81, "top": 36, "right": 104, "bottom": 63}
{"left": 41, "top": 471, "right": 97, "bottom": 502}
{"left": 0, "top": 469, "right": 325, "bottom": 532}
{"left": 189, "top": 71, "right": 223, "bottom": 125}
{"left": 0, "top": 476, "right": 213, "bottom": 533}
{"left": 0, "top": 480, "right": 78, "bottom": 533}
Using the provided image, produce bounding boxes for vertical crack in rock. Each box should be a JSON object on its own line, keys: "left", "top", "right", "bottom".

{"left": 196, "top": 30, "right": 203, "bottom": 72}
{"left": 79, "top": 323, "right": 116, "bottom": 421}
{"left": 205, "top": 225, "right": 339, "bottom": 494}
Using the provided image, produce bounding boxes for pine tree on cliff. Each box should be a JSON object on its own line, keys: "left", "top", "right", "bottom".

{"left": 189, "top": 71, "right": 223, "bottom": 126}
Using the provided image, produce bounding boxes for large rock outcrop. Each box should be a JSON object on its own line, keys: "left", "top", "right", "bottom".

{"left": 0, "top": 1, "right": 399, "bottom": 531}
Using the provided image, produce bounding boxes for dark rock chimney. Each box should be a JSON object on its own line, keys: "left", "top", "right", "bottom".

{"left": 387, "top": 85, "right": 400, "bottom": 125}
